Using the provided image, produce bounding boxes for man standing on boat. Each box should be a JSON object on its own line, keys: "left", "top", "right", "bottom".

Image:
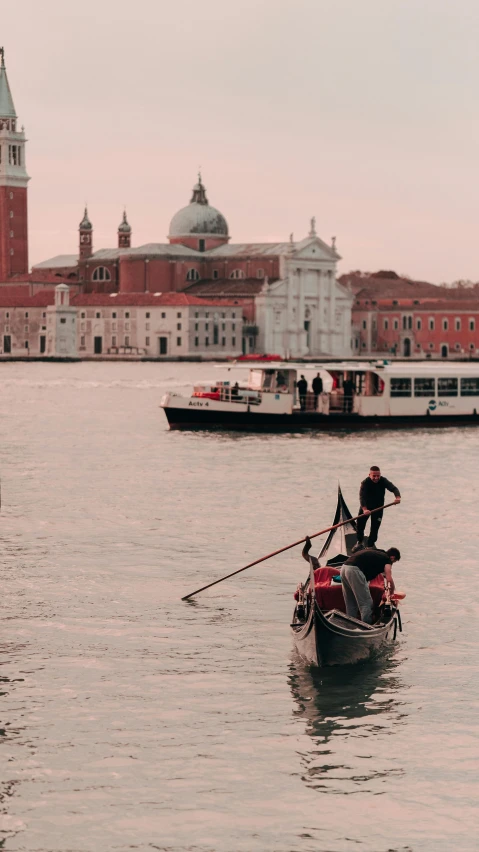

{"left": 312, "top": 373, "right": 323, "bottom": 409}
{"left": 353, "top": 466, "right": 401, "bottom": 551}
{"left": 340, "top": 547, "right": 401, "bottom": 624}
{"left": 296, "top": 374, "right": 308, "bottom": 411}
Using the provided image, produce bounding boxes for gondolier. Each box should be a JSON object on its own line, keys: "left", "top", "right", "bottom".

{"left": 354, "top": 466, "right": 401, "bottom": 550}
{"left": 340, "top": 547, "right": 401, "bottom": 624}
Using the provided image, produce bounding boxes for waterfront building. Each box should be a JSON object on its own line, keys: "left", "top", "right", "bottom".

{"left": 33, "top": 179, "right": 353, "bottom": 359}
{"left": 0, "top": 286, "right": 243, "bottom": 358}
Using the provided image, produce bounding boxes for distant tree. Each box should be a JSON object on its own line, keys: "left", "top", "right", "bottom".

{"left": 370, "top": 270, "right": 400, "bottom": 279}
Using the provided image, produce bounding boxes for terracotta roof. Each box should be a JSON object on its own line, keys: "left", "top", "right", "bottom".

{"left": 183, "top": 278, "right": 267, "bottom": 298}
{"left": 70, "top": 292, "right": 242, "bottom": 307}
{"left": 0, "top": 289, "right": 56, "bottom": 307}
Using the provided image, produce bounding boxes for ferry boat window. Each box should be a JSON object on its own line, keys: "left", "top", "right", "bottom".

{"left": 438, "top": 378, "right": 458, "bottom": 397}
{"left": 414, "top": 377, "right": 436, "bottom": 397}
{"left": 390, "top": 378, "right": 411, "bottom": 397}
{"left": 460, "top": 378, "right": 479, "bottom": 396}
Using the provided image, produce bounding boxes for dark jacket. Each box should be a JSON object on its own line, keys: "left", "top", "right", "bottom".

{"left": 344, "top": 548, "right": 391, "bottom": 582}
{"left": 312, "top": 376, "right": 323, "bottom": 394}
{"left": 297, "top": 378, "right": 308, "bottom": 395}
{"left": 359, "top": 476, "right": 400, "bottom": 509}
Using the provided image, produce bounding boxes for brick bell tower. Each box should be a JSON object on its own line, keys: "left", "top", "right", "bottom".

{"left": 0, "top": 48, "right": 29, "bottom": 280}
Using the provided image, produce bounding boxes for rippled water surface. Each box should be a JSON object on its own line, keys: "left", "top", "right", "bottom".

{"left": 0, "top": 362, "right": 478, "bottom": 852}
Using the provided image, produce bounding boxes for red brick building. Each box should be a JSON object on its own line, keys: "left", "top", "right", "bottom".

{"left": 344, "top": 273, "right": 479, "bottom": 358}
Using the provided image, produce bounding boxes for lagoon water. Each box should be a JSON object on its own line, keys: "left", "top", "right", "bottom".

{"left": 0, "top": 361, "right": 477, "bottom": 852}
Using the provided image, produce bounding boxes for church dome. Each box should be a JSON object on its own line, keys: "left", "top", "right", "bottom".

{"left": 169, "top": 176, "right": 228, "bottom": 238}
{"left": 118, "top": 210, "right": 131, "bottom": 233}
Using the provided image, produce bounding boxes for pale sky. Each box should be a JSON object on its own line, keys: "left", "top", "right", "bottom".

{"left": 3, "top": 0, "right": 479, "bottom": 282}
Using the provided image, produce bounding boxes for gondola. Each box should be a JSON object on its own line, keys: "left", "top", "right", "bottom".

{"left": 291, "top": 487, "right": 403, "bottom": 666}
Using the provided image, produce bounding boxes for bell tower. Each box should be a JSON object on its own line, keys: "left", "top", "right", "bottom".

{"left": 117, "top": 210, "right": 131, "bottom": 248}
{"left": 0, "top": 47, "right": 30, "bottom": 280}
{"left": 79, "top": 207, "right": 93, "bottom": 259}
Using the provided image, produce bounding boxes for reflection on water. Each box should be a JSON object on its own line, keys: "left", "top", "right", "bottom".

{"left": 289, "top": 651, "right": 406, "bottom": 795}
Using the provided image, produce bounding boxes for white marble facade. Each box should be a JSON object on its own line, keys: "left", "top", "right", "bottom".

{"left": 255, "top": 229, "right": 353, "bottom": 359}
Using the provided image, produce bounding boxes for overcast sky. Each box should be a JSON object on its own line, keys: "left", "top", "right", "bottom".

{"left": 3, "top": 0, "right": 479, "bottom": 282}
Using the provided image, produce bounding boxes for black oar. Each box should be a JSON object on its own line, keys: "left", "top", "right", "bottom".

{"left": 181, "top": 501, "right": 399, "bottom": 600}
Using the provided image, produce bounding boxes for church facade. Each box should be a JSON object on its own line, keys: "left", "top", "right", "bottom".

{"left": 0, "top": 48, "right": 353, "bottom": 359}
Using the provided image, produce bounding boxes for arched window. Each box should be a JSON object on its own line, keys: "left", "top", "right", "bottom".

{"left": 92, "top": 266, "right": 111, "bottom": 281}
{"left": 229, "top": 269, "right": 245, "bottom": 279}
{"left": 186, "top": 268, "right": 200, "bottom": 282}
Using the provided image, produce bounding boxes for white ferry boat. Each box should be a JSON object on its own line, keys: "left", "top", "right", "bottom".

{"left": 160, "top": 361, "right": 479, "bottom": 431}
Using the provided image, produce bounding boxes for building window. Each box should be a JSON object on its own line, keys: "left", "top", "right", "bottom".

{"left": 470, "top": 343, "right": 475, "bottom": 350}
{"left": 145, "top": 337, "right": 150, "bottom": 346}
{"left": 81, "top": 312, "right": 86, "bottom": 318}
{"left": 362, "top": 320, "right": 367, "bottom": 329}
{"left": 443, "top": 319, "right": 448, "bottom": 331}
{"left": 455, "top": 318, "right": 461, "bottom": 331}
{"left": 195, "top": 337, "right": 199, "bottom": 347}
{"left": 177, "top": 313, "right": 182, "bottom": 318}
{"left": 416, "top": 318, "right": 422, "bottom": 330}
{"left": 125, "top": 312, "right": 130, "bottom": 318}
{"left": 125, "top": 336, "right": 130, "bottom": 346}
{"left": 222, "top": 337, "right": 226, "bottom": 346}
{"left": 256, "top": 268, "right": 264, "bottom": 279}
{"left": 92, "top": 266, "right": 111, "bottom": 281}
{"left": 229, "top": 269, "right": 245, "bottom": 279}
{"left": 177, "top": 323, "right": 181, "bottom": 330}
{"left": 6, "top": 312, "right": 9, "bottom": 318}
{"left": 177, "top": 337, "right": 182, "bottom": 346}
{"left": 222, "top": 323, "right": 225, "bottom": 331}
{"left": 232, "top": 323, "right": 236, "bottom": 331}
{"left": 24, "top": 340, "right": 29, "bottom": 349}
{"left": 455, "top": 343, "right": 461, "bottom": 351}
{"left": 111, "top": 335, "right": 116, "bottom": 346}
{"left": 161, "top": 312, "right": 166, "bottom": 318}
{"left": 205, "top": 337, "right": 209, "bottom": 346}
{"left": 205, "top": 323, "right": 209, "bottom": 331}
{"left": 232, "top": 337, "right": 236, "bottom": 346}
{"left": 125, "top": 322, "right": 130, "bottom": 331}
{"left": 81, "top": 322, "right": 86, "bottom": 331}
{"left": 469, "top": 319, "right": 475, "bottom": 331}
{"left": 195, "top": 322, "right": 199, "bottom": 331}
{"left": 186, "top": 268, "right": 200, "bottom": 281}
{"left": 429, "top": 342, "right": 434, "bottom": 349}
{"left": 393, "top": 319, "right": 398, "bottom": 330}
{"left": 80, "top": 335, "right": 85, "bottom": 346}
{"left": 213, "top": 270, "right": 219, "bottom": 280}
{"left": 60, "top": 318, "right": 66, "bottom": 325}
{"left": 402, "top": 316, "right": 407, "bottom": 330}
{"left": 194, "top": 312, "right": 199, "bottom": 318}
{"left": 384, "top": 319, "right": 389, "bottom": 330}
{"left": 145, "top": 323, "right": 150, "bottom": 331}
{"left": 429, "top": 318, "right": 434, "bottom": 330}
{"left": 95, "top": 312, "right": 101, "bottom": 319}
{"left": 24, "top": 325, "right": 29, "bottom": 332}
{"left": 111, "top": 322, "right": 116, "bottom": 331}
{"left": 199, "top": 239, "right": 205, "bottom": 252}
{"left": 205, "top": 312, "right": 209, "bottom": 318}
{"left": 25, "top": 312, "right": 29, "bottom": 318}
{"left": 213, "top": 325, "right": 219, "bottom": 344}
{"left": 42, "top": 312, "right": 46, "bottom": 318}
{"left": 112, "top": 312, "right": 117, "bottom": 319}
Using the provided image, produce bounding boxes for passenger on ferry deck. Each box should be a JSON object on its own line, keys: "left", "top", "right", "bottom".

{"left": 312, "top": 373, "right": 323, "bottom": 409}
{"left": 231, "top": 382, "right": 239, "bottom": 396}
{"left": 296, "top": 375, "right": 308, "bottom": 410}
{"left": 353, "top": 466, "right": 401, "bottom": 551}
{"left": 342, "top": 375, "right": 355, "bottom": 412}
{"left": 340, "top": 547, "right": 400, "bottom": 623}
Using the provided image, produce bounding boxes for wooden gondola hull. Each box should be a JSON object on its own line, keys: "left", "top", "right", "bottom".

{"left": 292, "top": 601, "right": 397, "bottom": 667}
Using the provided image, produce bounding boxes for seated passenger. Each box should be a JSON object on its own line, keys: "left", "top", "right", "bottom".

{"left": 340, "top": 547, "right": 400, "bottom": 624}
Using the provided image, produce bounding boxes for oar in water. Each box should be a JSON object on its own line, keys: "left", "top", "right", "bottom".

{"left": 181, "top": 501, "right": 399, "bottom": 601}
